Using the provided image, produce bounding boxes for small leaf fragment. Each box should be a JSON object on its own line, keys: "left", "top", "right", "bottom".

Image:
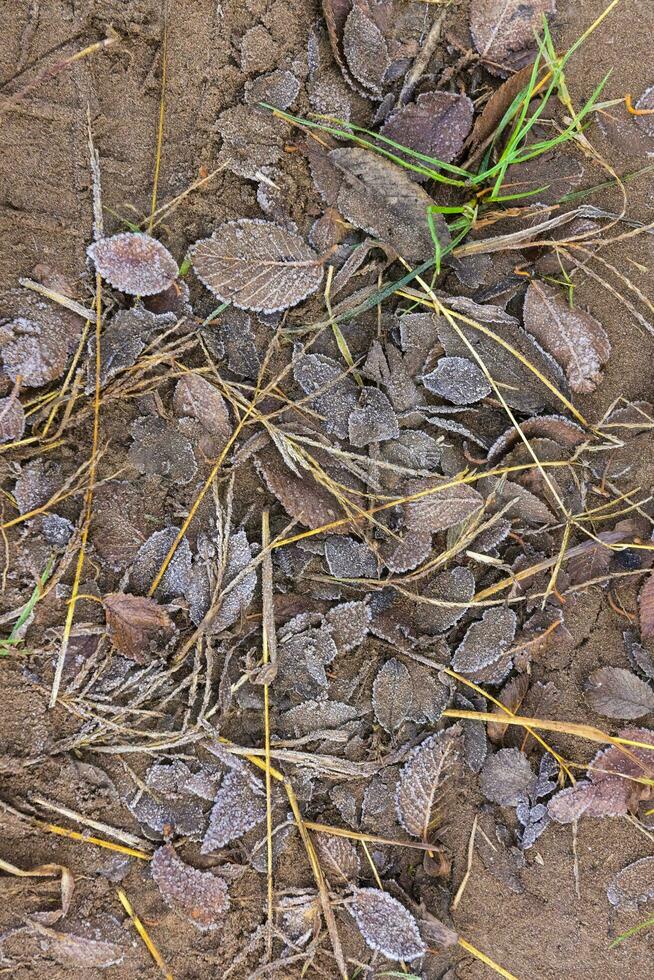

{"left": 103, "top": 593, "right": 173, "bottom": 662}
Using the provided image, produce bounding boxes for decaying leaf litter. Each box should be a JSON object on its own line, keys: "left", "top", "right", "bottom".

{"left": 2, "top": 0, "right": 654, "bottom": 976}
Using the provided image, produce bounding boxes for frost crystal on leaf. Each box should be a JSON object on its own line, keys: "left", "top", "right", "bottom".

{"left": 342, "top": 4, "right": 390, "bottom": 97}
{"left": 326, "top": 600, "right": 370, "bottom": 652}
{"left": 349, "top": 888, "right": 426, "bottom": 962}
{"left": 129, "top": 527, "right": 192, "bottom": 601}
{"left": 0, "top": 396, "right": 25, "bottom": 443}
{"left": 190, "top": 219, "right": 324, "bottom": 313}
{"left": 348, "top": 386, "right": 399, "bottom": 447}
{"left": 373, "top": 658, "right": 413, "bottom": 733}
{"left": 151, "top": 845, "right": 230, "bottom": 930}
{"left": 422, "top": 356, "right": 491, "bottom": 405}
{"left": 395, "top": 728, "right": 460, "bottom": 840}
{"left": 128, "top": 416, "right": 197, "bottom": 485}
{"left": 584, "top": 666, "right": 654, "bottom": 720}
{"left": 87, "top": 233, "right": 178, "bottom": 296}
{"left": 479, "top": 748, "right": 535, "bottom": 806}
{"left": 314, "top": 832, "right": 360, "bottom": 882}
{"left": 324, "top": 536, "right": 378, "bottom": 579}
{"left": 452, "top": 607, "right": 517, "bottom": 676}
{"left": 201, "top": 770, "right": 266, "bottom": 852}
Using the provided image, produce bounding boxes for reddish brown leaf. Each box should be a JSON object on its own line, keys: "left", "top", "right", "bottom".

{"left": 639, "top": 573, "right": 654, "bottom": 641}
{"left": 103, "top": 593, "right": 173, "bottom": 662}
{"left": 488, "top": 674, "right": 530, "bottom": 744}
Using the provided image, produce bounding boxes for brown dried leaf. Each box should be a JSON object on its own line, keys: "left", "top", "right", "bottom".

{"left": 343, "top": 3, "right": 390, "bottom": 97}
{"left": 468, "top": 63, "right": 536, "bottom": 150}
{"left": 414, "top": 566, "right": 476, "bottom": 634}
{"left": 404, "top": 477, "right": 484, "bottom": 534}
{"left": 382, "top": 92, "right": 473, "bottom": 165}
{"left": 103, "top": 593, "right": 173, "bottom": 662}
{"left": 87, "top": 233, "right": 178, "bottom": 296}
{"left": 190, "top": 219, "right": 324, "bottom": 314}
{"left": 452, "top": 607, "right": 517, "bottom": 676}
{"left": 523, "top": 281, "right": 610, "bottom": 394}
{"left": 329, "top": 147, "right": 450, "bottom": 263}
{"left": 314, "top": 832, "right": 361, "bottom": 882}
{"left": 28, "top": 924, "right": 123, "bottom": 969}
{"left": 395, "top": 728, "right": 460, "bottom": 840}
{"left": 373, "top": 657, "right": 412, "bottom": 733}
{"left": 349, "top": 888, "right": 426, "bottom": 962}
{"left": 584, "top": 667, "right": 654, "bottom": 720}
{"left": 639, "top": 573, "right": 654, "bottom": 640}
{"left": 487, "top": 673, "right": 530, "bottom": 744}
{"left": 201, "top": 770, "right": 266, "bottom": 852}
{"left": 470, "top": 0, "right": 555, "bottom": 65}
{"left": 257, "top": 446, "right": 347, "bottom": 531}
{"left": 0, "top": 396, "right": 25, "bottom": 442}
{"left": 348, "top": 386, "right": 399, "bottom": 446}
{"left": 1, "top": 316, "right": 69, "bottom": 388}
{"left": 173, "top": 374, "right": 232, "bottom": 451}
{"left": 151, "top": 845, "right": 229, "bottom": 930}
{"left": 479, "top": 747, "right": 535, "bottom": 805}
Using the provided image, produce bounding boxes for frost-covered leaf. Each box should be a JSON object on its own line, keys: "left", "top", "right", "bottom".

{"left": 314, "top": 832, "right": 361, "bottom": 882}
{"left": 422, "top": 356, "right": 491, "bottom": 405}
{"left": 373, "top": 658, "right": 412, "bottom": 733}
{"left": 327, "top": 600, "right": 370, "bottom": 651}
{"left": 523, "top": 281, "right": 610, "bottom": 394}
{"left": 129, "top": 527, "right": 192, "bottom": 601}
{"left": 282, "top": 699, "right": 359, "bottom": 736}
{"left": 452, "top": 608, "right": 517, "bottom": 676}
{"left": 103, "top": 593, "right": 172, "bottom": 662}
{"left": 470, "top": 0, "right": 555, "bottom": 66}
{"left": 342, "top": 4, "right": 390, "bottom": 97}
{"left": 27, "top": 925, "right": 123, "bottom": 969}
{"left": 329, "top": 147, "right": 450, "bottom": 263}
{"left": 257, "top": 446, "right": 345, "bottom": 530}
{"left": 381, "top": 92, "right": 473, "bottom": 165}
{"left": 406, "top": 661, "right": 451, "bottom": 724}
{"left": 88, "top": 307, "right": 173, "bottom": 389}
{"left": 325, "top": 536, "right": 378, "bottom": 578}
{"left": 173, "top": 374, "right": 232, "bottom": 448}
{"left": 384, "top": 529, "right": 432, "bottom": 574}
{"left": 209, "top": 530, "right": 258, "bottom": 634}
{"left": 584, "top": 667, "right": 654, "bottom": 720}
{"left": 479, "top": 748, "right": 535, "bottom": 805}
{"left": 404, "top": 477, "right": 484, "bottom": 535}
{"left": 190, "top": 219, "right": 324, "bottom": 314}
{"left": 414, "top": 566, "right": 475, "bottom": 634}
{"left": 381, "top": 430, "right": 443, "bottom": 475}
{"left": 245, "top": 68, "right": 300, "bottom": 109}
{"left": 348, "top": 386, "right": 399, "bottom": 447}
{"left": 87, "top": 233, "right": 178, "bottom": 295}
{"left": 293, "top": 350, "right": 358, "bottom": 440}
{"left": 1, "top": 316, "right": 69, "bottom": 387}
{"left": 128, "top": 416, "right": 197, "bottom": 485}
{"left": 639, "top": 573, "right": 654, "bottom": 640}
{"left": 201, "top": 770, "right": 266, "bottom": 852}
{"left": 349, "top": 888, "right": 426, "bottom": 962}
{"left": 396, "top": 728, "right": 460, "bottom": 840}
{"left": 0, "top": 396, "right": 25, "bottom": 442}
{"left": 486, "top": 415, "right": 586, "bottom": 466}
{"left": 125, "top": 761, "right": 209, "bottom": 839}
{"left": 151, "top": 845, "right": 229, "bottom": 930}
{"left": 216, "top": 105, "right": 286, "bottom": 180}
{"left": 607, "top": 856, "right": 654, "bottom": 911}
{"left": 458, "top": 693, "right": 488, "bottom": 774}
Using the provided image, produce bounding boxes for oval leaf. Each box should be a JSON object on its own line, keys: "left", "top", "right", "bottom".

{"left": 87, "top": 233, "right": 178, "bottom": 296}
{"left": 395, "top": 728, "right": 460, "bottom": 840}
{"left": 584, "top": 667, "right": 654, "bottom": 720}
{"left": 349, "top": 888, "right": 426, "bottom": 962}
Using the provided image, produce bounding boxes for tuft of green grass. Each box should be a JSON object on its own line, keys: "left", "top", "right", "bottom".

{"left": 0, "top": 556, "right": 54, "bottom": 656}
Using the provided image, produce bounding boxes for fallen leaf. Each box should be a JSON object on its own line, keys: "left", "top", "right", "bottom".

{"left": 373, "top": 657, "right": 412, "bottom": 733}
{"left": 87, "top": 232, "right": 178, "bottom": 296}
{"left": 452, "top": 607, "right": 517, "bottom": 676}
{"left": 27, "top": 923, "right": 123, "bottom": 969}
{"left": 348, "top": 386, "right": 399, "bottom": 446}
{"left": 413, "top": 566, "right": 476, "bottom": 634}
{"left": 173, "top": 373, "right": 232, "bottom": 451}
{"left": 0, "top": 396, "right": 25, "bottom": 442}
{"left": 329, "top": 147, "right": 450, "bottom": 263}
{"left": 479, "top": 747, "right": 535, "bottom": 805}
{"left": 103, "top": 593, "right": 173, "bottom": 662}
{"left": 607, "top": 856, "right": 654, "bottom": 911}
{"left": 190, "top": 219, "right": 325, "bottom": 313}
{"left": 404, "top": 477, "right": 484, "bottom": 535}
{"left": 470, "top": 0, "right": 556, "bottom": 68}
{"left": 151, "top": 844, "right": 229, "bottom": 930}
{"left": 584, "top": 667, "right": 654, "bottom": 720}
{"left": 314, "top": 832, "right": 361, "bottom": 882}
{"left": 1, "top": 316, "right": 69, "bottom": 388}
{"left": 467, "top": 62, "right": 536, "bottom": 150}
{"left": 422, "top": 355, "right": 491, "bottom": 405}
{"left": 639, "top": 573, "right": 654, "bottom": 640}
{"left": 349, "top": 888, "right": 426, "bottom": 962}
{"left": 488, "top": 674, "right": 530, "bottom": 743}
{"left": 523, "top": 281, "right": 610, "bottom": 394}
{"left": 381, "top": 92, "right": 474, "bottom": 165}
{"left": 324, "top": 536, "right": 378, "bottom": 578}
{"left": 257, "top": 446, "right": 349, "bottom": 531}
{"left": 128, "top": 416, "right": 197, "bottom": 485}
{"left": 201, "top": 770, "right": 267, "bottom": 852}
{"left": 343, "top": 3, "right": 390, "bottom": 97}
{"left": 326, "top": 600, "right": 370, "bottom": 651}
{"left": 395, "top": 728, "right": 460, "bottom": 840}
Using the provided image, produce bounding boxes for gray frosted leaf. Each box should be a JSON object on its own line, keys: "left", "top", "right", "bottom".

{"left": 201, "top": 770, "right": 266, "bottom": 852}
{"left": 414, "top": 566, "right": 475, "bottom": 634}
{"left": 28, "top": 927, "right": 123, "bottom": 969}
{"left": 548, "top": 779, "right": 628, "bottom": 823}
{"left": 458, "top": 693, "right": 488, "bottom": 774}
{"left": 422, "top": 356, "right": 491, "bottom": 405}
{"left": 479, "top": 748, "right": 535, "bottom": 805}
{"left": 342, "top": 4, "right": 390, "bottom": 97}
{"left": 325, "top": 536, "right": 378, "bottom": 578}
{"left": 607, "top": 856, "right": 654, "bottom": 911}
{"left": 1, "top": 316, "right": 69, "bottom": 387}
{"left": 151, "top": 844, "right": 229, "bottom": 930}
{"left": 384, "top": 529, "right": 433, "bottom": 574}
{"left": 348, "top": 386, "right": 399, "bottom": 447}
{"left": 329, "top": 147, "right": 450, "bottom": 264}
{"left": 216, "top": 105, "right": 286, "bottom": 180}
{"left": 381, "top": 92, "right": 474, "bottom": 165}
{"left": 245, "top": 68, "right": 300, "bottom": 109}
{"left": 523, "top": 281, "right": 610, "bottom": 394}
{"left": 381, "top": 430, "right": 442, "bottom": 475}
{"left": 88, "top": 307, "right": 172, "bottom": 389}
{"left": 0, "top": 396, "right": 25, "bottom": 442}
{"left": 327, "top": 600, "right": 370, "bottom": 651}
{"left": 128, "top": 416, "right": 197, "bottom": 485}
{"left": 293, "top": 350, "right": 358, "bottom": 440}
{"left": 129, "top": 527, "right": 192, "bottom": 600}
{"left": 87, "top": 233, "right": 178, "bottom": 296}
{"left": 349, "top": 888, "right": 426, "bottom": 963}
{"left": 396, "top": 728, "right": 460, "bottom": 840}
{"left": 314, "top": 832, "right": 361, "bottom": 882}
{"left": 281, "top": 699, "right": 359, "bottom": 737}
{"left": 190, "top": 219, "right": 324, "bottom": 314}
{"left": 584, "top": 667, "right": 654, "bottom": 720}
{"left": 128, "top": 760, "right": 205, "bottom": 836}
{"left": 470, "top": 0, "right": 556, "bottom": 63}
{"left": 404, "top": 477, "right": 483, "bottom": 534}
{"left": 373, "top": 657, "right": 412, "bottom": 733}
{"left": 452, "top": 607, "right": 517, "bottom": 676}
{"left": 211, "top": 530, "right": 257, "bottom": 634}
{"left": 406, "top": 662, "right": 451, "bottom": 724}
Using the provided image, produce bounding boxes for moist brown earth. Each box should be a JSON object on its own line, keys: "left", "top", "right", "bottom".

{"left": 1, "top": 1, "right": 654, "bottom": 978}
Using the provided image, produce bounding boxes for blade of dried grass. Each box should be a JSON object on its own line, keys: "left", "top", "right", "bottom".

{"left": 117, "top": 888, "right": 173, "bottom": 979}
{"left": 261, "top": 508, "right": 274, "bottom": 961}
{"left": 148, "top": 0, "right": 168, "bottom": 233}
